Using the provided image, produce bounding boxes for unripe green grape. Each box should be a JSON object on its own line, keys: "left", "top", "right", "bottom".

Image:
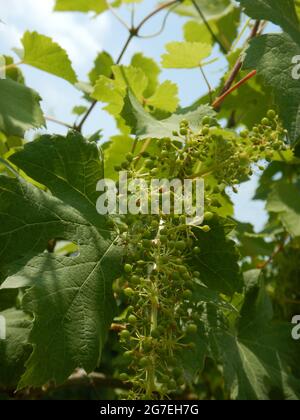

{"left": 124, "top": 287, "right": 135, "bottom": 297}
{"left": 175, "top": 241, "right": 186, "bottom": 251}
{"left": 139, "top": 357, "right": 151, "bottom": 367}
{"left": 193, "top": 246, "right": 201, "bottom": 255}
{"left": 143, "top": 337, "right": 153, "bottom": 352}
{"left": 183, "top": 289, "right": 192, "bottom": 299}
{"left": 145, "top": 159, "right": 155, "bottom": 169}
{"left": 201, "top": 225, "right": 211, "bottom": 233}
{"left": 150, "top": 168, "right": 159, "bottom": 176}
{"left": 124, "top": 264, "right": 133, "bottom": 274}
{"left": 120, "top": 329, "right": 131, "bottom": 340}
{"left": 124, "top": 350, "right": 134, "bottom": 360}
{"left": 180, "top": 119, "right": 189, "bottom": 127}
{"left": 202, "top": 116, "right": 211, "bottom": 126}
{"left": 267, "top": 109, "right": 276, "bottom": 119}
{"left": 126, "top": 152, "right": 134, "bottom": 162}
{"left": 180, "top": 128, "right": 188, "bottom": 136}
{"left": 119, "top": 373, "right": 129, "bottom": 381}
{"left": 128, "top": 314, "right": 137, "bottom": 325}
{"left": 240, "top": 129, "right": 249, "bottom": 138}
{"left": 186, "top": 323, "right": 198, "bottom": 334}
{"left": 204, "top": 211, "right": 214, "bottom": 222}
{"left": 202, "top": 126, "right": 210, "bottom": 136}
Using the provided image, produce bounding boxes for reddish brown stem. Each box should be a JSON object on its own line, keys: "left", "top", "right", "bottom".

{"left": 212, "top": 70, "right": 257, "bottom": 109}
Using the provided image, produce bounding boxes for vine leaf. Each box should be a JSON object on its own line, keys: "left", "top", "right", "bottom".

{"left": 0, "top": 132, "right": 122, "bottom": 388}
{"left": 161, "top": 41, "right": 212, "bottom": 69}
{"left": 266, "top": 181, "right": 300, "bottom": 237}
{"left": 121, "top": 90, "right": 215, "bottom": 139}
{"left": 0, "top": 309, "right": 32, "bottom": 388}
{"left": 0, "top": 78, "right": 45, "bottom": 137}
{"left": 215, "top": 270, "right": 300, "bottom": 400}
{"left": 244, "top": 33, "right": 300, "bottom": 144}
{"left": 22, "top": 31, "right": 78, "bottom": 84}
{"left": 190, "top": 221, "right": 242, "bottom": 295}
{"left": 54, "top": 0, "right": 108, "bottom": 14}
{"left": 238, "top": 0, "right": 300, "bottom": 46}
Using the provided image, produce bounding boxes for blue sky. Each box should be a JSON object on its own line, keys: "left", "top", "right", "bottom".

{"left": 0, "top": 0, "right": 268, "bottom": 229}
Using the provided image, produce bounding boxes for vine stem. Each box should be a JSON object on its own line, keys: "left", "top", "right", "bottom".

{"left": 218, "top": 20, "right": 261, "bottom": 98}
{"left": 191, "top": 0, "right": 228, "bottom": 54}
{"left": 257, "top": 235, "right": 289, "bottom": 270}
{"left": 45, "top": 115, "right": 73, "bottom": 129}
{"left": 75, "top": 0, "right": 180, "bottom": 132}
{"left": 212, "top": 70, "right": 257, "bottom": 109}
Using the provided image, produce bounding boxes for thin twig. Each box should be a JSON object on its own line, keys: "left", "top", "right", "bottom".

{"left": 191, "top": 0, "right": 227, "bottom": 54}
{"left": 212, "top": 70, "right": 257, "bottom": 109}
{"left": 45, "top": 115, "right": 73, "bottom": 130}
{"left": 108, "top": 5, "right": 130, "bottom": 31}
{"left": 257, "top": 235, "right": 289, "bottom": 270}
{"left": 199, "top": 65, "right": 212, "bottom": 104}
{"left": 75, "top": 0, "right": 180, "bottom": 132}
{"left": 219, "top": 20, "right": 260, "bottom": 97}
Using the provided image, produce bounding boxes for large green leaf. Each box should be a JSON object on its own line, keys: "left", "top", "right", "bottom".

{"left": 22, "top": 31, "right": 77, "bottom": 84}
{"left": 216, "top": 270, "right": 300, "bottom": 400}
{"left": 121, "top": 90, "right": 215, "bottom": 139}
{"left": 0, "top": 309, "right": 32, "bottom": 387}
{"left": 0, "top": 132, "right": 122, "bottom": 388}
{"left": 266, "top": 181, "right": 300, "bottom": 237}
{"left": 244, "top": 33, "right": 300, "bottom": 144}
{"left": 0, "top": 79, "right": 45, "bottom": 137}
{"left": 238, "top": 0, "right": 300, "bottom": 46}
{"left": 189, "top": 221, "right": 242, "bottom": 295}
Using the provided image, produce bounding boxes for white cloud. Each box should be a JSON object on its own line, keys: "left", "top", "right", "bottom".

{"left": 0, "top": 0, "right": 112, "bottom": 77}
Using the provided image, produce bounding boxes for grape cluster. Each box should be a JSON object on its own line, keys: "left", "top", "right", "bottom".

{"left": 111, "top": 111, "right": 287, "bottom": 398}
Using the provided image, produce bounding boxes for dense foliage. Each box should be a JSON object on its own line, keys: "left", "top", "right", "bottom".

{"left": 0, "top": 0, "right": 300, "bottom": 400}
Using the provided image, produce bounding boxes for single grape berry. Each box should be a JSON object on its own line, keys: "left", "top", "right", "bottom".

{"left": 261, "top": 117, "right": 270, "bottom": 126}
{"left": 202, "top": 126, "right": 210, "bottom": 136}
{"left": 175, "top": 241, "right": 186, "bottom": 251}
{"left": 126, "top": 152, "right": 134, "bottom": 162}
{"left": 267, "top": 109, "right": 276, "bottom": 119}
{"left": 186, "top": 323, "right": 198, "bottom": 334}
{"left": 120, "top": 329, "right": 131, "bottom": 340}
{"left": 193, "top": 246, "right": 201, "bottom": 255}
{"left": 124, "top": 264, "right": 133, "bottom": 274}
{"left": 204, "top": 211, "right": 214, "bottom": 222}
{"left": 119, "top": 373, "right": 129, "bottom": 381}
{"left": 139, "top": 357, "right": 150, "bottom": 367}
{"left": 201, "top": 225, "right": 211, "bottom": 233}
{"left": 202, "top": 116, "right": 211, "bottom": 125}
{"left": 128, "top": 314, "right": 137, "bottom": 325}
{"left": 180, "top": 128, "right": 188, "bottom": 136}
{"left": 183, "top": 289, "right": 192, "bottom": 299}
{"left": 124, "top": 287, "right": 135, "bottom": 297}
